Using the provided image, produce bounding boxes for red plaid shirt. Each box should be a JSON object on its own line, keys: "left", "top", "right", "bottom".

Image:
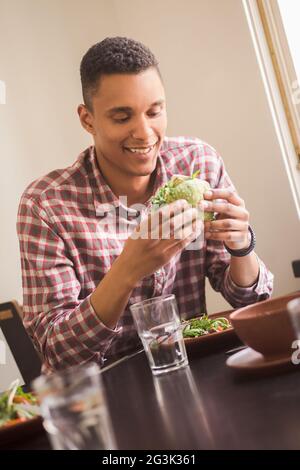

{"left": 17, "top": 137, "right": 273, "bottom": 372}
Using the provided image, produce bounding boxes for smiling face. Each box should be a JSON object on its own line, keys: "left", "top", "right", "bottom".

{"left": 78, "top": 67, "right": 167, "bottom": 181}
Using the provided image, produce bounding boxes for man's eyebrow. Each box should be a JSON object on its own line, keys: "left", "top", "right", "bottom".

{"left": 106, "top": 99, "right": 165, "bottom": 116}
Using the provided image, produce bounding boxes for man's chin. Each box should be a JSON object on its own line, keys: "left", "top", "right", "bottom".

{"left": 130, "top": 156, "right": 158, "bottom": 177}
{"left": 130, "top": 168, "right": 155, "bottom": 177}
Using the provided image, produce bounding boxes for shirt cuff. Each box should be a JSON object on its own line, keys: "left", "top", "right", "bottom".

{"left": 70, "top": 294, "right": 123, "bottom": 353}
{"left": 223, "top": 254, "right": 274, "bottom": 307}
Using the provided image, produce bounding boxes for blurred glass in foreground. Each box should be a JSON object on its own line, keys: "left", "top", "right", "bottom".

{"left": 32, "top": 363, "right": 116, "bottom": 450}
{"left": 288, "top": 297, "right": 300, "bottom": 337}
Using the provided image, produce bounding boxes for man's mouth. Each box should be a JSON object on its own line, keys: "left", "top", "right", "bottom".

{"left": 123, "top": 141, "right": 158, "bottom": 155}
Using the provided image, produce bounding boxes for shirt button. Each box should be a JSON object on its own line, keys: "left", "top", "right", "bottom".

{"left": 155, "top": 268, "right": 164, "bottom": 276}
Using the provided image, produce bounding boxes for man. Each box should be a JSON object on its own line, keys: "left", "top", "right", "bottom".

{"left": 17, "top": 37, "right": 273, "bottom": 373}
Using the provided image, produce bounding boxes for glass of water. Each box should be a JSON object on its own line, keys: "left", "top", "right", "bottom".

{"left": 130, "top": 294, "right": 189, "bottom": 375}
{"left": 32, "top": 363, "right": 116, "bottom": 450}
{"left": 288, "top": 297, "right": 300, "bottom": 337}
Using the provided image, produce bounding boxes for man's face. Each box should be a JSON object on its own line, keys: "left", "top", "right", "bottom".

{"left": 78, "top": 67, "right": 167, "bottom": 177}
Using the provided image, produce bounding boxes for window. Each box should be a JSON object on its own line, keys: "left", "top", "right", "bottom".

{"left": 277, "top": 0, "right": 300, "bottom": 91}
{"left": 258, "top": 0, "right": 300, "bottom": 165}
{"left": 243, "top": 0, "right": 300, "bottom": 218}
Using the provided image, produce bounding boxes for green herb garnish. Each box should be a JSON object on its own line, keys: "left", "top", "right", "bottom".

{"left": 182, "top": 315, "right": 231, "bottom": 338}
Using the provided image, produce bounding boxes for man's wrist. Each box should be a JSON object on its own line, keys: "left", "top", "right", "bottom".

{"left": 224, "top": 226, "right": 256, "bottom": 257}
{"left": 113, "top": 255, "right": 140, "bottom": 290}
{"left": 228, "top": 251, "right": 260, "bottom": 287}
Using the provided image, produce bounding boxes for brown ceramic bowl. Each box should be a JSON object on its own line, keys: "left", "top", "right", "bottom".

{"left": 229, "top": 292, "right": 300, "bottom": 358}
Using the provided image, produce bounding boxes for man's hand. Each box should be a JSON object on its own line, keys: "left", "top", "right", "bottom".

{"left": 201, "top": 188, "right": 250, "bottom": 250}
{"left": 91, "top": 199, "right": 203, "bottom": 329}
{"left": 118, "top": 199, "right": 203, "bottom": 286}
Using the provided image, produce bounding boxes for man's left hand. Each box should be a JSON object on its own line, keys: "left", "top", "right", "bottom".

{"left": 200, "top": 189, "right": 250, "bottom": 250}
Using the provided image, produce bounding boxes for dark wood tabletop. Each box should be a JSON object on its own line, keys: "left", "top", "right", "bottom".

{"left": 4, "top": 344, "right": 300, "bottom": 450}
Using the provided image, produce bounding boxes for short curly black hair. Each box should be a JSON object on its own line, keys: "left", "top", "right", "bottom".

{"left": 80, "top": 37, "right": 162, "bottom": 112}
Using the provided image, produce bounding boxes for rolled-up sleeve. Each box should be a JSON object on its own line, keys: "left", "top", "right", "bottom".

{"left": 17, "top": 195, "right": 121, "bottom": 372}
{"left": 205, "top": 240, "right": 274, "bottom": 307}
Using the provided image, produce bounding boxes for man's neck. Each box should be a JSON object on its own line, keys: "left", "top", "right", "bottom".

{"left": 112, "top": 173, "right": 154, "bottom": 207}
{"left": 96, "top": 152, "right": 156, "bottom": 207}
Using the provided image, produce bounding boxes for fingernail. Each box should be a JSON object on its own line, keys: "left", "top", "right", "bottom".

{"left": 204, "top": 191, "right": 213, "bottom": 197}
{"left": 201, "top": 201, "right": 209, "bottom": 209}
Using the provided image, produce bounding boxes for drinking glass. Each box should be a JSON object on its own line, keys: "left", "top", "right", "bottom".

{"left": 130, "top": 294, "right": 188, "bottom": 375}
{"left": 32, "top": 362, "right": 116, "bottom": 450}
{"left": 288, "top": 297, "right": 300, "bottom": 338}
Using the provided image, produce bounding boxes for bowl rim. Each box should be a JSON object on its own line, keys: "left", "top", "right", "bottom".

{"left": 230, "top": 306, "right": 290, "bottom": 321}
{"left": 229, "top": 292, "right": 300, "bottom": 321}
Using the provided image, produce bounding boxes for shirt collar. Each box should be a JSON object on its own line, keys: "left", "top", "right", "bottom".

{"left": 88, "top": 145, "right": 169, "bottom": 217}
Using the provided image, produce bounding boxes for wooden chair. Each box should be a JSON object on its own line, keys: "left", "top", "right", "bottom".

{"left": 0, "top": 300, "right": 41, "bottom": 386}
{"left": 292, "top": 260, "right": 300, "bottom": 278}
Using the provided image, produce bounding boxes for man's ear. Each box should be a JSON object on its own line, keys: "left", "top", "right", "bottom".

{"left": 77, "top": 104, "right": 96, "bottom": 136}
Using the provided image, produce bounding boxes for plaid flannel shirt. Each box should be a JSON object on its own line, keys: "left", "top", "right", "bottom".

{"left": 17, "top": 137, "right": 274, "bottom": 372}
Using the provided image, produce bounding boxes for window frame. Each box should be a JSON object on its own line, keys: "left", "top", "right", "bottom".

{"left": 243, "top": 0, "right": 300, "bottom": 219}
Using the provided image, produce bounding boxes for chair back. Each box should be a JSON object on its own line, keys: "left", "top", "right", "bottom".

{"left": 0, "top": 300, "right": 41, "bottom": 387}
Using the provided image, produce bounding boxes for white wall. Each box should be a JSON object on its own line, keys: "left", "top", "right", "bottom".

{"left": 0, "top": 330, "right": 23, "bottom": 392}
{"left": 0, "top": 0, "right": 299, "bottom": 318}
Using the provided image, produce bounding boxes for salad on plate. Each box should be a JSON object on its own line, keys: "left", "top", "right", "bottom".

{"left": 0, "top": 379, "right": 39, "bottom": 429}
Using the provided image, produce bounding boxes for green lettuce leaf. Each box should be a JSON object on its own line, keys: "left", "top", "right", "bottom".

{"left": 151, "top": 171, "right": 215, "bottom": 221}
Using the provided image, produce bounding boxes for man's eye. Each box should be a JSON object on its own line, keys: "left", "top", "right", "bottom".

{"left": 114, "top": 116, "right": 130, "bottom": 123}
{"left": 113, "top": 111, "right": 161, "bottom": 124}
{"left": 148, "top": 111, "right": 162, "bottom": 118}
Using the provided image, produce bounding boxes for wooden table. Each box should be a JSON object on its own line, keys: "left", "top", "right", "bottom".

{"left": 4, "top": 341, "right": 300, "bottom": 450}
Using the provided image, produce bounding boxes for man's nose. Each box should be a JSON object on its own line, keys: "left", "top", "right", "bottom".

{"left": 131, "top": 116, "right": 154, "bottom": 141}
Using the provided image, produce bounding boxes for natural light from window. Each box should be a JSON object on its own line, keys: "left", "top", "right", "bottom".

{"left": 277, "top": 0, "right": 300, "bottom": 84}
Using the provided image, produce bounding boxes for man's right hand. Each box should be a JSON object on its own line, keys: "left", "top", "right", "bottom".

{"left": 118, "top": 199, "right": 203, "bottom": 286}
{"left": 90, "top": 200, "right": 203, "bottom": 329}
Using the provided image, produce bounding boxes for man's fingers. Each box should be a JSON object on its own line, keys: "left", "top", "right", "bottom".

{"left": 205, "top": 230, "right": 246, "bottom": 243}
{"left": 200, "top": 200, "right": 249, "bottom": 221}
{"left": 149, "top": 204, "right": 198, "bottom": 239}
{"left": 205, "top": 218, "right": 248, "bottom": 232}
{"left": 159, "top": 199, "right": 190, "bottom": 222}
{"left": 164, "top": 230, "right": 198, "bottom": 258}
{"left": 132, "top": 200, "right": 203, "bottom": 241}
{"left": 203, "top": 188, "right": 245, "bottom": 207}
{"left": 161, "top": 207, "right": 198, "bottom": 239}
